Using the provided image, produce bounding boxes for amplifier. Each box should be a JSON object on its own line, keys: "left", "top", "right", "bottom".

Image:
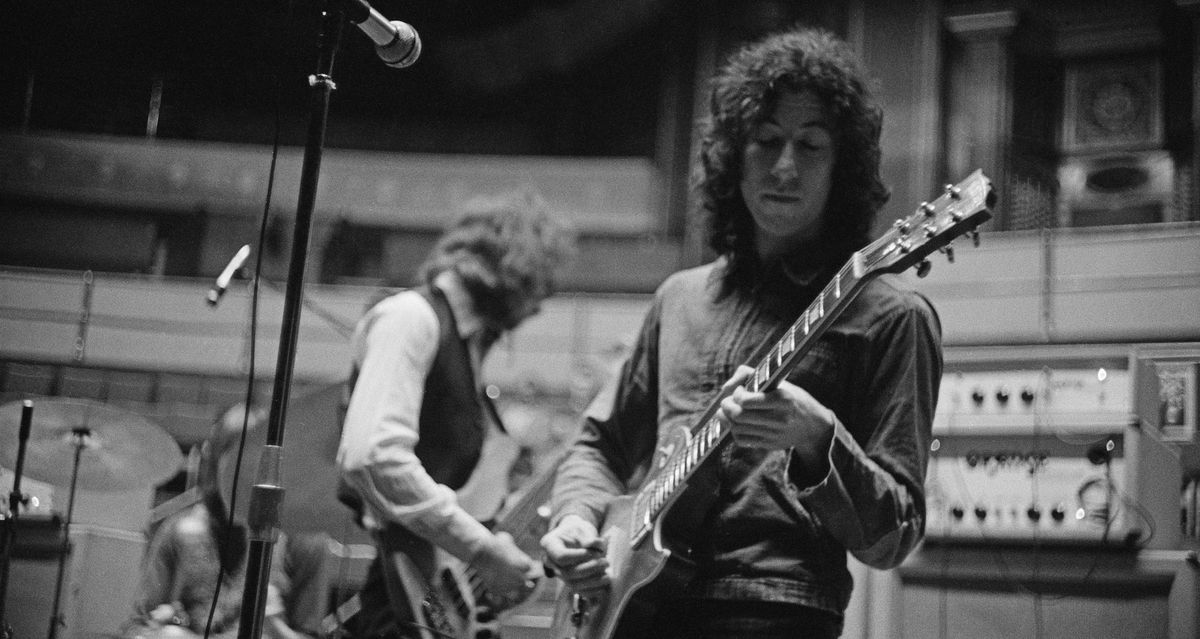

{"left": 926, "top": 366, "right": 1138, "bottom": 544}
{"left": 926, "top": 434, "right": 1130, "bottom": 544}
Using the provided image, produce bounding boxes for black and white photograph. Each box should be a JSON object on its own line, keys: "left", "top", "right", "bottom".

{"left": 1, "top": 1, "right": 1199, "bottom": 638}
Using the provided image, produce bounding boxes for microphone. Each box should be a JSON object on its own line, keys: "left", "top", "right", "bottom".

{"left": 345, "top": 0, "right": 422, "bottom": 68}
{"left": 207, "top": 244, "right": 251, "bottom": 307}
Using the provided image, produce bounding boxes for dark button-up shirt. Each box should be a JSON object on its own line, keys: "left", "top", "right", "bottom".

{"left": 551, "top": 259, "right": 942, "bottom": 617}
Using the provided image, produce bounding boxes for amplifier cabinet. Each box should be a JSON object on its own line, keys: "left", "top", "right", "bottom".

{"left": 8, "top": 523, "right": 145, "bottom": 639}
{"left": 870, "top": 343, "right": 1200, "bottom": 639}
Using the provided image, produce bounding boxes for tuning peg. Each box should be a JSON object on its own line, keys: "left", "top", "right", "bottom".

{"left": 919, "top": 202, "right": 935, "bottom": 217}
{"left": 971, "top": 229, "right": 981, "bottom": 247}
{"left": 916, "top": 259, "right": 932, "bottom": 278}
{"left": 939, "top": 243, "right": 955, "bottom": 263}
{"left": 944, "top": 184, "right": 962, "bottom": 199}
{"left": 893, "top": 219, "right": 912, "bottom": 234}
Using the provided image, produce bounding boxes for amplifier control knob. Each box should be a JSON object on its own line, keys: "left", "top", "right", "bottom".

{"left": 1020, "top": 387, "right": 1036, "bottom": 405}
{"left": 995, "top": 386, "right": 1010, "bottom": 405}
{"left": 974, "top": 505, "right": 988, "bottom": 521}
{"left": 1050, "top": 505, "right": 1066, "bottom": 523}
{"left": 1026, "top": 506, "right": 1042, "bottom": 522}
{"left": 971, "top": 388, "right": 986, "bottom": 406}
{"left": 950, "top": 505, "right": 965, "bottom": 520}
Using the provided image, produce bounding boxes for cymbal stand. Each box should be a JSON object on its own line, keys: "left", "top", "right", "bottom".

{"left": 46, "top": 426, "right": 88, "bottom": 639}
{"left": 0, "top": 400, "right": 33, "bottom": 639}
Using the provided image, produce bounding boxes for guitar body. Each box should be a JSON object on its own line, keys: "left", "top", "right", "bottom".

{"left": 549, "top": 493, "right": 695, "bottom": 639}
{"left": 375, "top": 527, "right": 465, "bottom": 639}
{"left": 378, "top": 523, "right": 539, "bottom": 639}
{"left": 369, "top": 443, "right": 564, "bottom": 639}
{"left": 550, "top": 424, "right": 712, "bottom": 639}
{"left": 375, "top": 534, "right": 544, "bottom": 639}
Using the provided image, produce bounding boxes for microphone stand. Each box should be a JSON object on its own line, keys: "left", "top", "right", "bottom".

{"left": 236, "top": 2, "right": 345, "bottom": 637}
{"left": 0, "top": 401, "right": 33, "bottom": 639}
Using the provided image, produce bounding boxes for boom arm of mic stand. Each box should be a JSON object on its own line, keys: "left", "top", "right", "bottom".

{"left": 257, "top": 276, "right": 355, "bottom": 339}
{"left": 236, "top": 3, "right": 345, "bottom": 638}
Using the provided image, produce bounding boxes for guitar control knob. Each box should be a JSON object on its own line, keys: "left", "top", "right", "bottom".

{"left": 570, "top": 592, "right": 587, "bottom": 626}
{"left": 916, "top": 259, "right": 932, "bottom": 278}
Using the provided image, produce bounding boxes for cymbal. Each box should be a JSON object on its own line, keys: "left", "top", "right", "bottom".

{"left": 0, "top": 398, "right": 183, "bottom": 492}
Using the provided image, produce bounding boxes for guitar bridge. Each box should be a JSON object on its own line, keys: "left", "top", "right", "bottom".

{"left": 421, "top": 591, "right": 454, "bottom": 636}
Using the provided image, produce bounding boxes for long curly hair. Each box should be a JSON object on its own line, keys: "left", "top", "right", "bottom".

{"left": 419, "top": 189, "right": 576, "bottom": 332}
{"left": 697, "top": 27, "right": 889, "bottom": 295}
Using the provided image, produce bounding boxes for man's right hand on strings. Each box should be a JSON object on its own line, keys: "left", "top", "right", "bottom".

{"left": 540, "top": 514, "right": 610, "bottom": 592}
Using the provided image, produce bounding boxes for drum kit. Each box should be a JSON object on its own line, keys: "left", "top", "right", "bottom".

{"left": 0, "top": 397, "right": 184, "bottom": 639}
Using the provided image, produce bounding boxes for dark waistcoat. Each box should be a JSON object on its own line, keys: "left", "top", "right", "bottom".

{"left": 338, "top": 284, "right": 490, "bottom": 521}
{"left": 411, "top": 285, "right": 486, "bottom": 489}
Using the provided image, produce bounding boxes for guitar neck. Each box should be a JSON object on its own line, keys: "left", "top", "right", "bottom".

{"left": 458, "top": 452, "right": 562, "bottom": 605}
{"left": 493, "top": 454, "right": 561, "bottom": 551}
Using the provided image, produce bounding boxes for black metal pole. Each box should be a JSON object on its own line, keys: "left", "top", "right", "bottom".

{"left": 0, "top": 400, "right": 33, "bottom": 639}
{"left": 46, "top": 429, "right": 86, "bottom": 639}
{"left": 236, "top": 3, "right": 345, "bottom": 638}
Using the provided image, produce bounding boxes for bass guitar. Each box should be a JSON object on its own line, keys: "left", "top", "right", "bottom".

{"left": 367, "top": 444, "right": 564, "bottom": 639}
{"left": 550, "top": 170, "right": 995, "bottom": 639}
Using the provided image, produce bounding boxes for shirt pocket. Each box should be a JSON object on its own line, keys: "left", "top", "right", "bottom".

{"left": 757, "top": 450, "right": 825, "bottom": 541}
{"left": 784, "top": 336, "right": 845, "bottom": 412}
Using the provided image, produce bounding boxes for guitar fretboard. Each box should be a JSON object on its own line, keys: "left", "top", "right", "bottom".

{"left": 629, "top": 252, "right": 870, "bottom": 544}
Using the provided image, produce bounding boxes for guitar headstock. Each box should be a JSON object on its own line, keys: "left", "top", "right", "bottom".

{"left": 865, "top": 169, "right": 995, "bottom": 277}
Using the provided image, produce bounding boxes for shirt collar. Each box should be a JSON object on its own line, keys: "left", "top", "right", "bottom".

{"left": 432, "top": 271, "right": 487, "bottom": 340}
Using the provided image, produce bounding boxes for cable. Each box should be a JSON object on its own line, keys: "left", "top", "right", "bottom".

{"left": 199, "top": 1, "right": 296, "bottom": 635}
{"left": 1029, "top": 368, "right": 1047, "bottom": 639}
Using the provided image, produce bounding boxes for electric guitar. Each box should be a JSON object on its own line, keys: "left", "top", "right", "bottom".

{"left": 550, "top": 170, "right": 996, "bottom": 639}
{"left": 371, "top": 445, "right": 563, "bottom": 639}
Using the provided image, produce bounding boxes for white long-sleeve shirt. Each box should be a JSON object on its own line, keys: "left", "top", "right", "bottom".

{"left": 336, "top": 281, "right": 494, "bottom": 562}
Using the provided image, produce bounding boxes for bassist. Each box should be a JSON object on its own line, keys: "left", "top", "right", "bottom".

{"left": 541, "top": 27, "right": 943, "bottom": 639}
{"left": 336, "top": 191, "right": 575, "bottom": 638}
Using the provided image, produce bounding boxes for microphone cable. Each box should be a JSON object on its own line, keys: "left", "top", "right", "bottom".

{"left": 200, "top": 0, "right": 297, "bottom": 635}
